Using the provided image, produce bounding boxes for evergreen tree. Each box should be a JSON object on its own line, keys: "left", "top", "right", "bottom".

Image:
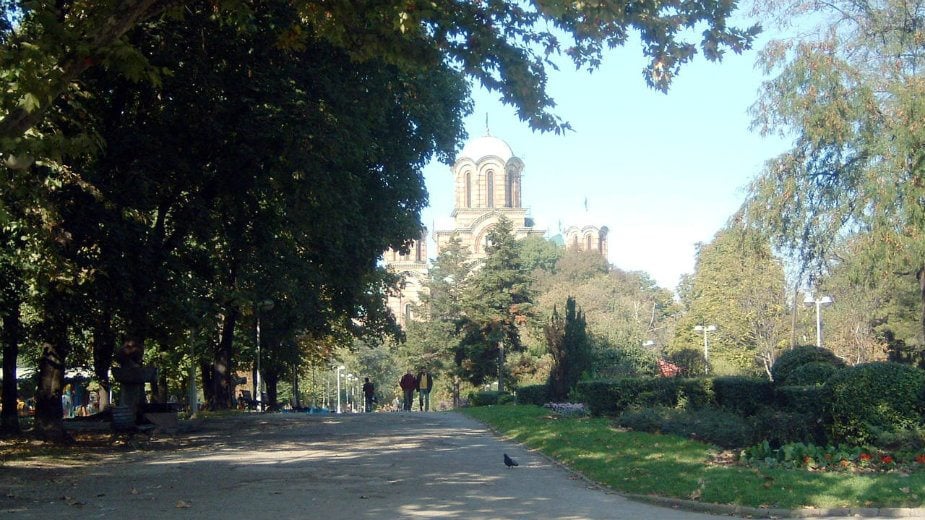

{"left": 545, "top": 296, "right": 590, "bottom": 401}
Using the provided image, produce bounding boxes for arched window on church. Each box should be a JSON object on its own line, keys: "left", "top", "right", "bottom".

{"left": 415, "top": 241, "right": 422, "bottom": 262}
{"left": 505, "top": 172, "right": 513, "bottom": 207}
{"left": 572, "top": 235, "right": 579, "bottom": 249}
{"left": 486, "top": 171, "right": 494, "bottom": 208}
{"left": 586, "top": 235, "right": 592, "bottom": 252}
{"left": 465, "top": 171, "right": 471, "bottom": 208}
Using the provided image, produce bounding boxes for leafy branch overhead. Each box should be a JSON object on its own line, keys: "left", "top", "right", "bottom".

{"left": 1, "top": 0, "right": 760, "bottom": 151}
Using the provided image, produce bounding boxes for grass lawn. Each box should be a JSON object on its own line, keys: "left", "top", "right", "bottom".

{"left": 463, "top": 404, "right": 925, "bottom": 510}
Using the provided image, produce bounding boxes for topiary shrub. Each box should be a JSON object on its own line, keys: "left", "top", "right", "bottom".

{"left": 516, "top": 384, "right": 551, "bottom": 406}
{"left": 785, "top": 362, "right": 841, "bottom": 386}
{"left": 713, "top": 376, "right": 774, "bottom": 416}
{"left": 771, "top": 346, "right": 845, "bottom": 385}
{"left": 827, "top": 362, "right": 925, "bottom": 445}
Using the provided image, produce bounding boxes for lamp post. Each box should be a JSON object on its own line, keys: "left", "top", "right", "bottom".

{"left": 693, "top": 325, "right": 717, "bottom": 374}
{"left": 335, "top": 365, "right": 345, "bottom": 413}
{"left": 803, "top": 293, "right": 833, "bottom": 348}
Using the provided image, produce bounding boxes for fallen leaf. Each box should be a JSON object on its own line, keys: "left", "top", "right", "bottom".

{"left": 130, "top": 488, "right": 139, "bottom": 495}
{"left": 176, "top": 500, "right": 192, "bottom": 508}
{"left": 689, "top": 489, "right": 702, "bottom": 500}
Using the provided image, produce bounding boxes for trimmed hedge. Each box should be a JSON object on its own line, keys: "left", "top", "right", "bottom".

{"left": 617, "top": 406, "right": 756, "bottom": 448}
{"left": 771, "top": 346, "right": 845, "bottom": 385}
{"left": 775, "top": 385, "right": 829, "bottom": 417}
{"left": 516, "top": 384, "right": 550, "bottom": 406}
{"left": 828, "top": 362, "right": 925, "bottom": 445}
{"left": 750, "top": 409, "right": 827, "bottom": 446}
{"left": 713, "top": 376, "right": 774, "bottom": 416}
{"left": 469, "top": 391, "right": 505, "bottom": 406}
{"left": 576, "top": 377, "right": 714, "bottom": 416}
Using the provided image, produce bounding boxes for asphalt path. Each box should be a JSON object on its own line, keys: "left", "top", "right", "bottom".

{"left": 0, "top": 412, "right": 910, "bottom": 519}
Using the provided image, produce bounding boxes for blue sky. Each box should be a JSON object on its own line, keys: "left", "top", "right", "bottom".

{"left": 420, "top": 29, "right": 792, "bottom": 292}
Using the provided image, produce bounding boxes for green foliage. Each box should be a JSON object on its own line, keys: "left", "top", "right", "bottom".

{"left": 617, "top": 406, "right": 756, "bottom": 448}
{"left": 457, "top": 217, "right": 531, "bottom": 389}
{"left": 468, "top": 391, "right": 508, "bottom": 407}
{"left": 785, "top": 362, "right": 840, "bottom": 386}
{"left": 545, "top": 296, "right": 591, "bottom": 401}
{"left": 750, "top": 409, "right": 827, "bottom": 446}
{"left": 770, "top": 346, "right": 845, "bottom": 385}
{"left": 741, "top": 441, "right": 864, "bottom": 470}
{"left": 588, "top": 342, "right": 658, "bottom": 379}
{"left": 775, "top": 385, "right": 829, "bottom": 417}
{"left": 712, "top": 376, "right": 774, "bottom": 416}
{"left": 668, "top": 224, "right": 788, "bottom": 376}
{"left": 576, "top": 377, "right": 714, "bottom": 416}
{"left": 665, "top": 349, "right": 707, "bottom": 377}
{"left": 516, "top": 384, "right": 550, "bottom": 406}
{"left": 828, "top": 362, "right": 925, "bottom": 445}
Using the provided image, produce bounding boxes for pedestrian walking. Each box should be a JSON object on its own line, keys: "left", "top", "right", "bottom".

{"left": 399, "top": 370, "right": 417, "bottom": 411}
{"left": 416, "top": 371, "right": 433, "bottom": 411}
{"left": 362, "top": 377, "right": 376, "bottom": 413}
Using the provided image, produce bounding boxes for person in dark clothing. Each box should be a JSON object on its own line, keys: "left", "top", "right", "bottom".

{"left": 399, "top": 371, "right": 417, "bottom": 411}
{"left": 362, "top": 377, "right": 376, "bottom": 413}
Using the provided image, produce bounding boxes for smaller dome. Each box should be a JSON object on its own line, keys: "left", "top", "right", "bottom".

{"left": 459, "top": 135, "right": 514, "bottom": 162}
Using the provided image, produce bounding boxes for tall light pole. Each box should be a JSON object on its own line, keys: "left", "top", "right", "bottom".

{"left": 335, "top": 365, "right": 345, "bottom": 413}
{"left": 804, "top": 293, "right": 833, "bottom": 347}
{"left": 693, "top": 325, "right": 717, "bottom": 373}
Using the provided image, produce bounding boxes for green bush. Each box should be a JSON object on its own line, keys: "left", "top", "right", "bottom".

{"left": 771, "top": 346, "right": 845, "bottom": 385}
{"left": 776, "top": 385, "right": 829, "bottom": 417}
{"left": 713, "top": 376, "right": 774, "bottom": 416}
{"left": 750, "top": 409, "right": 828, "bottom": 447}
{"left": 576, "top": 377, "right": 715, "bottom": 416}
{"left": 516, "top": 384, "right": 550, "bottom": 406}
{"left": 469, "top": 391, "right": 507, "bottom": 406}
{"left": 786, "top": 362, "right": 841, "bottom": 386}
{"left": 617, "top": 406, "right": 755, "bottom": 448}
{"left": 498, "top": 393, "right": 516, "bottom": 405}
{"left": 828, "top": 362, "right": 925, "bottom": 445}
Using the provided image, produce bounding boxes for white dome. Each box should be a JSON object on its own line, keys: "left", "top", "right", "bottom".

{"left": 459, "top": 135, "right": 514, "bottom": 162}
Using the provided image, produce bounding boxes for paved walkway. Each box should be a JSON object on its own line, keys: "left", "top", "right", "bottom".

{"left": 0, "top": 412, "right": 913, "bottom": 519}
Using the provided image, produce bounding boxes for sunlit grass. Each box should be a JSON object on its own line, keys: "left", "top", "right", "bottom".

{"left": 463, "top": 405, "right": 925, "bottom": 510}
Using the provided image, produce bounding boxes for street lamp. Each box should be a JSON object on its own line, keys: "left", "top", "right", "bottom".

{"left": 335, "top": 365, "right": 345, "bottom": 413}
{"left": 693, "top": 325, "right": 717, "bottom": 373}
{"left": 804, "top": 293, "right": 833, "bottom": 348}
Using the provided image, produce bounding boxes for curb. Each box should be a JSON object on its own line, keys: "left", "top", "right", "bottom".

{"left": 469, "top": 415, "right": 925, "bottom": 519}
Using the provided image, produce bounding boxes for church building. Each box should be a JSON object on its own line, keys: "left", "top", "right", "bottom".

{"left": 383, "top": 133, "right": 606, "bottom": 328}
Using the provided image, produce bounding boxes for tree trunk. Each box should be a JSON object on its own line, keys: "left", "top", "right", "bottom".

{"left": 199, "top": 360, "right": 214, "bottom": 405}
{"left": 265, "top": 370, "right": 279, "bottom": 411}
{"left": 1, "top": 297, "right": 22, "bottom": 435}
{"left": 34, "top": 339, "right": 71, "bottom": 443}
{"left": 210, "top": 306, "right": 238, "bottom": 410}
{"left": 92, "top": 313, "right": 117, "bottom": 412}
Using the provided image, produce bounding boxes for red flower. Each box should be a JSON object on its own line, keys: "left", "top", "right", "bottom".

{"left": 915, "top": 454, "right": 925, "bottom": 464}
{"left": 881, "top": 455, "right": 894, "bottom": 464}
{"left": 859, "top": 453, "right": 872, "bottom": 462}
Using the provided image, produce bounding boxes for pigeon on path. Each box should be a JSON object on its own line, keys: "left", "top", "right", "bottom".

{"left": 504, "top": 453, "right": 519, "bottom": 468}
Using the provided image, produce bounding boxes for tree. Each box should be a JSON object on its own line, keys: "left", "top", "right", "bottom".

{"left": 545, "top": 296, "right": 591, "bottom": 401}
{"left": 1, "top": 0, "right": 760, "bottom": 155}
{"left": 457, "top": 217, "right": 532, "bottom": 391}
{"left": 669, "top": 224, "right": 788, "bottom": 376}
{"left": 740, "top": 0, "right": 925, "bottom": 348}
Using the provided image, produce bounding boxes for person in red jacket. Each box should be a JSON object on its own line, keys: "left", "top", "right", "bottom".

{"left": 399, "top": 370, "right": 417, "bottom": 411}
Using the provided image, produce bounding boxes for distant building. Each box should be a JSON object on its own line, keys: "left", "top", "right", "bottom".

{"left": 383, "top": 133, "right": 607, "bottom": 328}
